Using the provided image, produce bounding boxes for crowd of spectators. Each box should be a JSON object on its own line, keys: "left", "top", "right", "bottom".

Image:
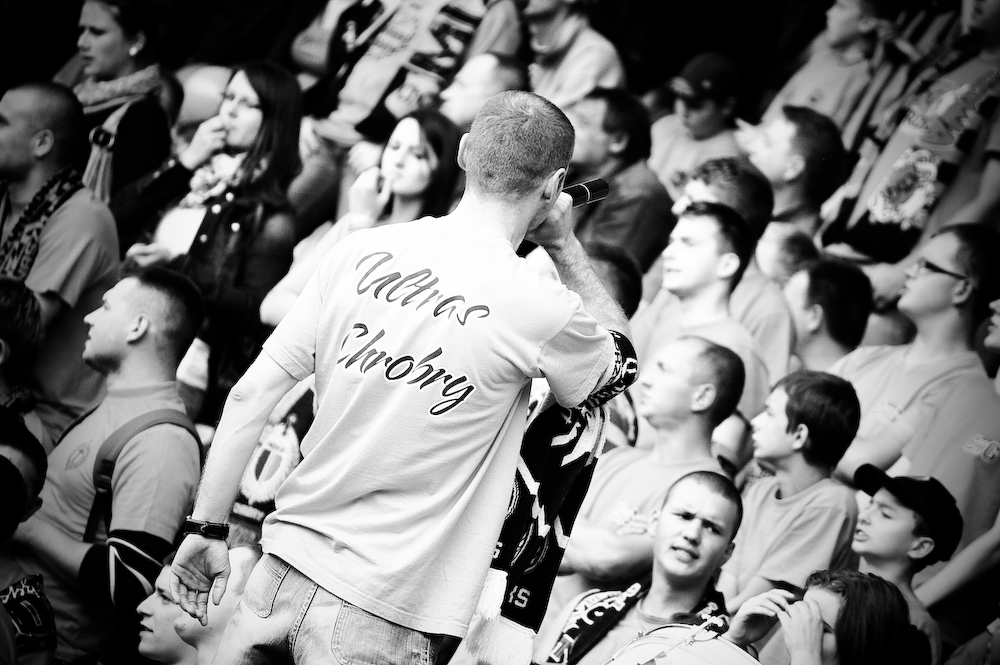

{"left": 1, "top": 0, "right": 1000, "bottom": 663}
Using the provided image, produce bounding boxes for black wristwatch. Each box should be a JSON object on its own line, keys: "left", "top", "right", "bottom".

{"left": 182, "top": 517, "right": 230, "bottom": 541}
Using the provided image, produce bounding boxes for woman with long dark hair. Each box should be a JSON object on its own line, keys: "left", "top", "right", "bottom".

{"left": 115, "top": 60, "right": 302, "bottom": 422}
{"left": 260, "top": 108, "right": 460, "bottom": 326}
{"left": 726, "top": 569, "right": 929, "bottom": 664}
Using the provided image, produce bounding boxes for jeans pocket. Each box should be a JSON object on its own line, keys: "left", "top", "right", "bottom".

{"left": 331, "top": 602, "right": 438, "bottom": 665}
{"left": 241, "top": 554, "right": 288, "bottom": 618}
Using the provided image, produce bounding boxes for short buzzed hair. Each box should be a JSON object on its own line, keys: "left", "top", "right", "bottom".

{"left": 663, "top": 470, "right": 743, "bottom": 540}
{"left": 10, "top": 82, "right": 86, "bottom": 166}
{"left": 463, "top": 91, "right": 574, "bottom": 199}
{"left": 689, "top": 158, "right": 775, "bottom": 238}
{"left": 125, "top": 265, "right": 205, "bottom": 363}
{"left": 781, "top": 105, "right": 847, "bottom": 207}
{"left": 683, "top": 336, "right": 745, "bottom": 427}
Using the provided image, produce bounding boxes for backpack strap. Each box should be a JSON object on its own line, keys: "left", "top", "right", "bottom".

{"left": 84, "top": 409, "right": 201, "bottom": 543}
{"left": 82, "top": 97, "right": 140, "bottom": 203}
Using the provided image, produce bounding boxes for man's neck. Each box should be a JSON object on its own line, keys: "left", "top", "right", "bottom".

{"left": 771, "top": 456, "right": 829, "bottom": 499}
{"left": 645, "top": 574, "right": 710, "bottom": 621}
{"left": 908, "top": 314, "right": 973, "bottom": 361}
{"left": 859, "top": 556, "right": 914, "bottom": 593}
{"left": 650, "top": 419, "right": 715, "bottom": 464}
{"left": 448, "top": 191, "right": 532, "bottom": 247}
{"left": 104, "top": 354, "right": 179, "bottom": 393}
{"left": 195, "top": 638, "right": 219, "bottom": 665}
{"left": 6, "top": 166, "right": 61, "bottom": 211}
{"left": 798, "top": 335, "right": 851, "bottom": 372}
{"left": 772, "top": 188, "right": 819, "bottom": 235}
{"left": 675, "top": 287, "right": 730, "bottom": 327}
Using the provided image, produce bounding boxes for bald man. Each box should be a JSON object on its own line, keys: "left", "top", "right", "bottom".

{"left": 0, "top": 82, "right": 118, "bottom": 443}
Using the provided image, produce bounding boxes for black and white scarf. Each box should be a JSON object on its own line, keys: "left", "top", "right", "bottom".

{"left": 0, "top": 168, "right": 83, "bottom": 281}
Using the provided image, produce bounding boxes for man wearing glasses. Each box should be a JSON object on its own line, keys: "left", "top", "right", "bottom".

{"left": 826, "top": 223, "right": 1000, "bottom": 486}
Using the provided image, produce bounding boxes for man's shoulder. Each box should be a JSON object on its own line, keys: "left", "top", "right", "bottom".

{"left": 795, "top": 477, "right": 857, "bottom": 513}
{"left": 41, "top": 187, "right": 118, "bottom": 250}
{"left": 832, "top": 343, "right": 902, "bottom": 375}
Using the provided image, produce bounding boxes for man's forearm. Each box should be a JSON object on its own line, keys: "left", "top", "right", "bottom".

{"left": 192, "top": 354, "right": 297, "bottom": 522}
{"left": 546, "top": 235, "right": 631, "bottom": 338}
{"left": 916, "top": 519, "right": 1000, "bottom": 608}
{"left": 15, "top": 519, "right": 89, "bottom": 586}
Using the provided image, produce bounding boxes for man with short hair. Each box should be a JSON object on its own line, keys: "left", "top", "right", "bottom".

{"left": 853, "top": 465, "right": 964, "bottom": 664}
{"left": 542, "top": 337, "right": 739, "bottom": 624}
{"left": 523, "top": 0, "right": 625, "bottom": 111}
{"left": 137, "top": 564, "right": 199, "bottom": 665}
{"left": 718, "top": 370, "right": 860, "bottom": 613}
{"left": 737, "top": 105, "right": 846, "bottom": 280}
{"left": 829, "top": 224, "right": 1000, "bottom": 483}
{"left": 783, "top": 258, "right": 874, "bottom": 371}
{"left": 666, "top": 157, "right": 794, "bottom": 384}
{"left": 565, "top": 87, "right": 674, "bottom": 273}
{"left": 13, "top": 266, "right": 205, "bottom": 664}
{"left": 439, "top": 52, "right": 528, "bottom": 133}
{"left": 0, "top": 82, "right": 119, "bottom": 442}
{"left": 648, "top": 53, "right": 744, "bottom": 202}
{"left": 534, "top": 471, "right": 743, "bottom": 665}
{"left": 171, "top": 91, "right": 635, "bottom": 665}
{"left": 631, "top": 201, "right": 770, "bottom": 471}
{"left": 174, "top": 543, "right": 262, "bottom": 665}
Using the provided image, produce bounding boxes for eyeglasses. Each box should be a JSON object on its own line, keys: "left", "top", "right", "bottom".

{"left": 912, "top": 256, "right": 969, "bottom": 281}
{"left": 221, "top": 92, "right": 261, "bottom": 111}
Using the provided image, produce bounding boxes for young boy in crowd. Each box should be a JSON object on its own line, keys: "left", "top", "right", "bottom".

{"left": 648, "top": 53, "right": 745, "bottom": 201}
{"left": 853, "top": 464, "right": 964, "bottom": 664}
{"left": 762, "top": 0, "right": 901, "bottom": 135}
{"left": 718, "top": 370, "right": 860, "bottom": 612}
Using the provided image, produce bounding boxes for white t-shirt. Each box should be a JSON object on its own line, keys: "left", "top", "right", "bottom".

{"left": 260, "top": 216, "right": 615, "bottom": 637}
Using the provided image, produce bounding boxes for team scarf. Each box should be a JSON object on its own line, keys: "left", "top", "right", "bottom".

{"left": 74, "top": 65, "right": 162, "bottom": 115}
{"left": 0, "top": 168, "right": 84, "bottom": 280}
{"left": 461, "top": 332, "right": 639, "bottom": 665}
{"left": 541, "top": 575, "right": 728, "bottom": 665}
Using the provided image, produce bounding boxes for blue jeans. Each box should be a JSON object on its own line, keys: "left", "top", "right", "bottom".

{"left": 213, "top": 554, "right": 443, "bottom": 665}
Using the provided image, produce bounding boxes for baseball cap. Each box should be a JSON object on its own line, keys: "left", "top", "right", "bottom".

{"left": 855, "top": 464, "right": 964, "bottom": 563}
{"left": 669, "top": 52, "right": 743, "bottom": 104}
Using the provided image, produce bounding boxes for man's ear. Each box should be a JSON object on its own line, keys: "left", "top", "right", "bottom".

{"left": 790, "top": 423, "right": 809, "bottom": 451}
{"left": 908, "top": 536, "right": 936, "bottom": 563}
{"left": 783, "top": 154, "right": 805, "bottom": 184}
{"left": 126, "top": 314, "right": 150, "bottom": 344}
{"left": 32, "top": 129, "right": 55, "bottom": 159}
{"left": 456, "top": 133, "right": 469, "bottom": 172}
{"left": 543, "top": 167, "right": 567, "bottom": 202}
{"left": 805, "top": 303, "right": 825, "bottom": 334}
{"left": 952, "top": 278, "right": 975, "bottom": 308}
{"left": 716, "top": 252, "right": 741, "bottom": 281}
{"left": 608, "top": 131, "right": 628, "bottom": 157}
{"left": 690, "top": 383, "right": 717, "bottom": 415}
{"left": 720, "top": 540, "right": 736, "bottom": 567}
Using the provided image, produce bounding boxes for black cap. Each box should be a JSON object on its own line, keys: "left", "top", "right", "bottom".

{"left": 669, "top": 52, "right": 743, "bottom": 103}
{"left": 855, "top": 464, "right": 964, "bottom": 563}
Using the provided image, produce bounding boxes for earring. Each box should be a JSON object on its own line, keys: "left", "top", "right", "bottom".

{"left": 128, "top": 45, "right": 139, "bottom": 57}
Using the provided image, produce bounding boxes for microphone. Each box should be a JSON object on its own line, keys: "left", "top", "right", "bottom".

{"left": 563, "top": 178, "right": 609, "bottom": 208}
